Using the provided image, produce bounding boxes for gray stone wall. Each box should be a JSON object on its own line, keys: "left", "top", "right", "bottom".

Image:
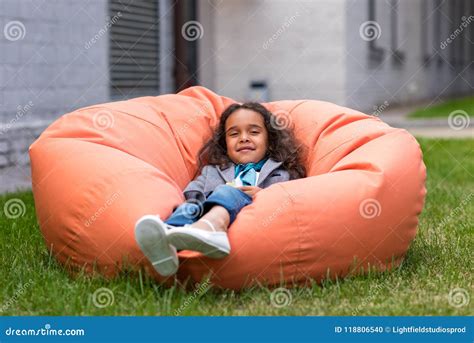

{"left": 0, "top": 121, "right": 46, "bottom": 168}
{"left": 0, "top": 0, "right": 110, "bottom": 169}
{"left": 200, "top": 0, "right": 347, "bottom": 104}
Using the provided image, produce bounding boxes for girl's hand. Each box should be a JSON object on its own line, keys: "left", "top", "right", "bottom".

{"left": 236, "top": 186, "right": 262, "bottom": 198}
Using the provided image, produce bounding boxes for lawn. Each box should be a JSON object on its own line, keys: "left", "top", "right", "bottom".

{"left": 0, "top": 138, "right": 472, "bottom": 316}
{"left": 408, "top": 95, "right": 474, "bottom": 119}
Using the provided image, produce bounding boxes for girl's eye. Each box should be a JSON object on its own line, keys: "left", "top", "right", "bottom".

{"left": 250, "top": 131, "right": 259, "bottom": 134}
{"left": 229, "top": 132, "right": 238, "bottom": 137}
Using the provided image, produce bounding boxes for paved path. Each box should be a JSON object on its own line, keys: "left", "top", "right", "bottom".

{"left": 380, "top": 116, "right": 473, "bottom": 138}
{"left": 377, "top": 102, "right": 473, "bottom": 138}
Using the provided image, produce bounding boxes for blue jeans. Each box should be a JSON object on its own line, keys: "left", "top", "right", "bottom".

{"left": 165, "top": 184, "right": 253, "bottom": 227}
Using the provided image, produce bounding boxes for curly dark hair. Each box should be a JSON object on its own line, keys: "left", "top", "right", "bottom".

{"left": 197, "top": 102, "right": 307, "bottom": 180}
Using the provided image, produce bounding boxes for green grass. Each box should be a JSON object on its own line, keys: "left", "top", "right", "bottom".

{"left": 1, "top": 138, "right": 473, "bottom": 316}
{"left": 408, "top": 95, "right": 474, "bottom": 119}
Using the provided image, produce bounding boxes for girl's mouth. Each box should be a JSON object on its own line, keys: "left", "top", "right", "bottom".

{"left": 238, "top": 148, "right": 254, "bottom": 153}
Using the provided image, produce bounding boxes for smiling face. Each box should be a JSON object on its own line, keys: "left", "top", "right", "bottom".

{"left": 225, "top": 108, "right": 269, "bottom": 164}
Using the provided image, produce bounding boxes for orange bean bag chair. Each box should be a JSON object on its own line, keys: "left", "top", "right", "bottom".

{"left": 29, "top": 86, "right": 426, "bottom": 289}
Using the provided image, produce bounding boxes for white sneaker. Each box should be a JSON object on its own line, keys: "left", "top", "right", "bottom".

{"left": 134, "top": 214, "right": 178, "bottom": 276}
{"left": 166, "top": 219, "right": 230, "bottom": 259}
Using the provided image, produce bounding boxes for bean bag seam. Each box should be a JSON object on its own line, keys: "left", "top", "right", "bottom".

{"left": 275, "top": 183, "right": 302, "bottom": 279}
{"left": 60, "top": 137, "right": 173, "bottom": 183}
{"left": 158, "top": 110, "right": 195, "bottom": 180}
{"left": 50, "top": 117, "right": 186, "bottom": 190}
{"left": 75, "top": 105, "right": 164, "bottom": 130}
{"left": 59, "top": 106, "right": 203, "bottom": 201}
{"left": 284, "top": 100, "right": 310, "bottom": 113}
{"left": 315, "top": 119, "right": 394, "bottom": 166}
{"left": 328, "top": 129, "right": 405, "bottom": 173}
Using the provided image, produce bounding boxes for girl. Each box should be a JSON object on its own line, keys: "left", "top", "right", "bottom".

{"left": 135, "top": 102, "right": 306, "bottom": 276}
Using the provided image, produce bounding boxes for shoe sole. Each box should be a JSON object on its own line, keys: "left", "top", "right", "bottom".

{"left": 134, "top": 215, "right": 178, "bottom": 276}
{"left": 167, "top": 231, "right": 230, "bottom": 259}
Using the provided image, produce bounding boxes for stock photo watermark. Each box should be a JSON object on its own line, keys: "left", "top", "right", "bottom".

{"left": 176, "top": 103, "right": 212, "bottom": 138}
{"left": 262, "top": 12, "right": 300, "bottom": 50}
{"left": 448, "top": 110, "right": 471, "bottom": 131}
{"left": 5, "top": 323, "right": 85, "bottom": 337}
{"left": 182, "top": 198, "right": 205, "bottom": 221}
{"left": 84, "top": 191, "right": 122, "bottom": 228}
{"left": 92, "top": 109, "right": 115, "bottom": 131}
{"left": 351, "top": 283, "right": 386, "bottom": 316}
{"left": 270, "top": 287, "right": 292, "bottom": 308}
{"left": 270, "top": 110, "right": 293, "bottom": 131}
{"left": 359, "top": 198, "right": 382, "bottom": 219}
{"left": 0, "top": 101, "right": 34, "bottom": 136}
{"left": 448, "top": 288, "right": 470, "bottom": 308}
{"left": 3, "top": 198, "right": 27, "bottom": 219}
{"left": 440, "top": 15, "right": 474, "bottom": 50}
{"left": 84, "top": 12, "right": 122, "bottom": 50}
{"left": 436, "top": 192, "right": 472, "bottom": 230}
{"left": 3, "top": 20, "right": 26, "bottom": 41}
{"left": 0, "top": 279, "right": 34, "bottom": 313}
{"left": 372, "top": 101, "right": 390, "bottom": 117}
{"left": 181, "top": 21, "right": 204, "bottom": 41}
{"left": 359, "top": 21, "right": 381, "bottom": 41}
{"left": 92, "top": 287, "right": 115, "bottom": 308}
{"left": 174, "top": 280, "right": 212, "bottom": 315}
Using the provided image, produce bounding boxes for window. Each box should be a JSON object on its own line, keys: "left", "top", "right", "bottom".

{"left": 421, "top": 0, "right": 430, "bottom": 64}
{"left": 433, "top": 0, "right": 444, "bottom": 67}
{"left": 367, "top": 0, "right": 384, "bottom": 64}
{"left": 390, "top": 0, "right": 405, "bottom": 66}
{"left": 367, "top": 0, "right": 406, "bottom": 67}
{"left": 447, "top": 0, "right": 466, "bottom": 68}
{"left": 109, "top": 0, "right": 160, "bottom": 98}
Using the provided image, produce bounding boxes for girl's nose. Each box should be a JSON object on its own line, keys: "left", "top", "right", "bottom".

{"left": 239, "top": 134, "right": 250, "bottom": 142}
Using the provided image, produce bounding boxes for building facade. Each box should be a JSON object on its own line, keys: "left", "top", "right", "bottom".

{"left": 0, "top": 0, "right": 472, "bottom": 171}
{"left": 199, "top": 0, "right": 473, "bottom": 108}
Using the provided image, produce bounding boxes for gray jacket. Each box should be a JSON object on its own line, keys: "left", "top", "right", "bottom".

{"left": 183, "top": 158, "right": 290, "bottom": 202}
